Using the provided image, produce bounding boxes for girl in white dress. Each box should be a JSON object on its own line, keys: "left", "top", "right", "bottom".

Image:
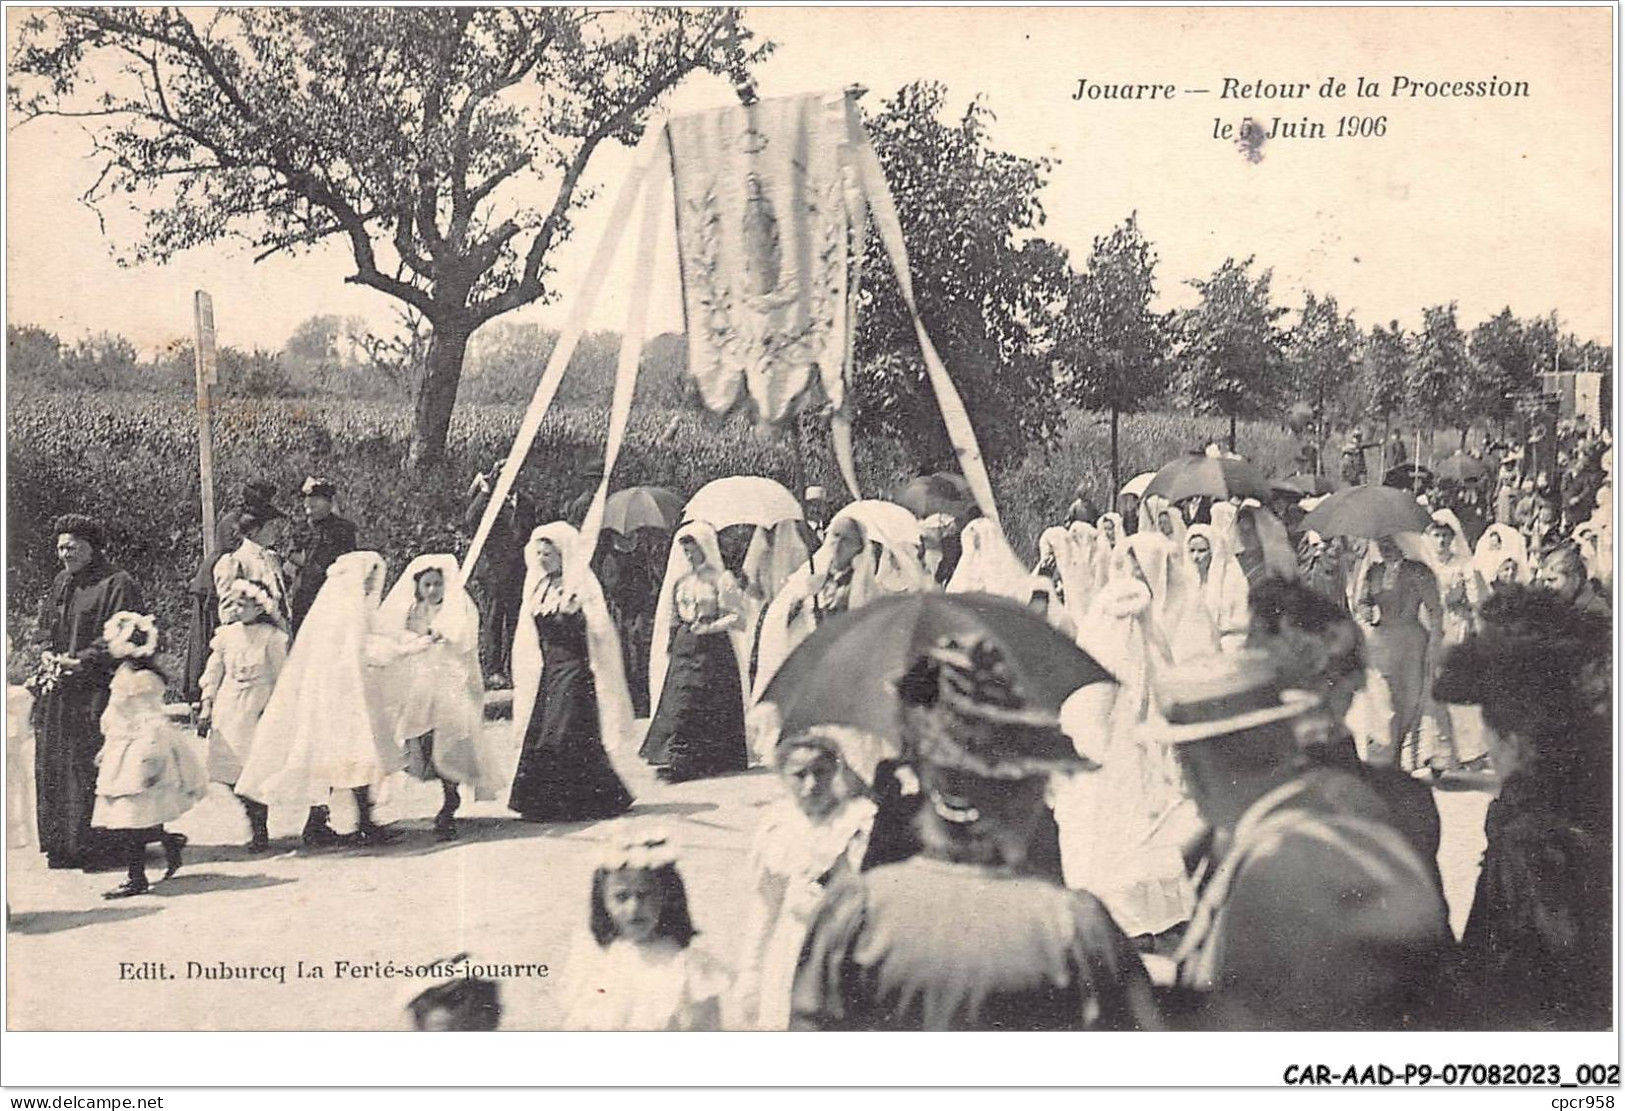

{"left": 236, "top": 551, "right": 404, "bottom": 845}
{"left": 729, "top": 728, "right": 877, "bottom": 1030}
{"left": 197, "top": 580, "right": 288, "bottom": 851}
{"left": 561, "top": 834, "right": 727, "bottom": 1030}
{"left": 375, "top": 555, "right": 499, "bottom": 839}
{"left": 93, "top": 612, "right": 206, "bottom": 898}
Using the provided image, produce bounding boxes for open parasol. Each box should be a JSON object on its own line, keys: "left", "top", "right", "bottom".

{"left": 758, "top": 591, "right": 1113, "bottom": 742}
{"left": 1299, "top": 484, "right": 1432, "bottom": 540}
{"left": 1382, "top": 464, "right": 1434, "bottom": 491}
{"left": 1275, "top": 472, "right": 1334, "bottom": 497}
{"left": 1119, "top": 471, "right": 1157, "bottom": 500}
{"left": 601, "top": 486, "right": 684, "bottom": 536}
{"left": 896, "top": 473, "right": 975, "bottom": 521}
{"left": 682, "top": 476, "right": 803, "bottom": 530}
{"left": 836, "top": 500, "right": 923, "bottom": 554}
{"left": 1145, "top": 454, "right": 1272, "bottom": 503}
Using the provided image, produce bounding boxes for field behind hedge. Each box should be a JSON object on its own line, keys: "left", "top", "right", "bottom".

{"left": 6, "top": 389, "right": 1300, "bottom": 685}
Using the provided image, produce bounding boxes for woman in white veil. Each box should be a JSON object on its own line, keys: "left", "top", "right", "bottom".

{"left": 237, "top": 551, "right": 404, "bottom": 844}
{"left": 1036, "top": 525, "right": 1096, "bottom": 637}
{"left": 1139, "top": 494, "right": 1188, "bottom": 551}
{"left": 1415, "top": 510, "right": 1488, "bottom": 775}
{"left": 1093, "top": 512, "right": 1126, "bottom": 587}
{"left": 1058, "top": 536, "right": 1197, "bottom": 941}
{"left": 1185, "top": 523, "right": 1250, "bottom": 653}
{"left": 946, "top": 518, "right": 1031, "bottom": 601}
{"left": 642, "top": 522, "right": 750, "bottom": 781}
{"left": 738, "top": 520, "right": 812, "bottom": 695}
{"left": 375, "top": 554, "right": 500, "bottom": 839}
{"left": 1229, "top": 501, "right": 1299, "bottom": 588}
{"left": 1472, "top": 523, "right": 1530, "bottom": 593}
{"left": 508, "top": 523, "right": 642, "bottom": 821}
{"left": 1121, "top": 531, "right": 1220, "bottom": 664}
{"left": 752, "top": 506, "right": 930, "bottom": 712}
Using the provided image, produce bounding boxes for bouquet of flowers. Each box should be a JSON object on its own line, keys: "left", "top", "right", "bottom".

{"left": 25, "top": 652, "right": 73, "bottom": 697}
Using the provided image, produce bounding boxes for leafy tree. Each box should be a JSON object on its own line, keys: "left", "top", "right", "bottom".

{"left": 59, "top": 332, "right": 142, "bottom": 391}
{"left": 1407, "top": 303, "right": 1471, "bottom": 445}
{"left": 9, "top": 7, "right": 766, "bottom": 466}
{"left": 1060, "top": 213, "right": 1174, "bottom": 494}
{"left": 1358, "top": 321, "right": 1410, "bottom": 433}
{"left": 1284, "top": 292, "right": 1359, "bottom": 441}
{"left": 354, "top": 307, "right": 433, "bottom": 402}
{"left": 1174, "top": 257, "right": 1288, "bottom": 451}
{"left": 6, "top": 324, "right": 63, "bottom": 382}
{"left": 1522, "top": 311, "right": 1563, "bottom": 380}
{"left": 851, "top": 81, "right": 1073, "bottom": 474}
{"left": 1466, "top": 308, "right": 1535, "bottom": 432}
{"left": 281, "top": 314, "right": 374, "bottom": 397}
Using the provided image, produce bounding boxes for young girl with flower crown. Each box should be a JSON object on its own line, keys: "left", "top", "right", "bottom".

{"left": 93, "top": 612, "right": 207, "bottom": 898}
{"left": 197, "top": 579, "right": 288, "bottom": 851}
{"left": 560, "top": 834, "right": 726, "bottom": 1031}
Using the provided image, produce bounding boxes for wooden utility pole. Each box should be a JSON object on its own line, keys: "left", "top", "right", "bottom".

{"left": 194, "top": 290, "right": 220, "bottom": 559}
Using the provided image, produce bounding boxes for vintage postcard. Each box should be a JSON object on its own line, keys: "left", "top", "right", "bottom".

{"left": 2, "top": 2, "right": 1616, "bottom": 1094}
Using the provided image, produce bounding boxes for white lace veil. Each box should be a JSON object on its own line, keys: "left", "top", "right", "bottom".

{"left": 235, "top": 551, "right": 390, "bottom": 804}
{"left": 510, "top": 523, "right": 643, "bottom": 793}
{"left": 1472, "top": 523, "right": 1529, "bottom": 585}
{"left": 946, "top": 518, "right": 1032, "bottom": 601}
{"left": 648, "top": 521, "right": 749, "bottom": 722}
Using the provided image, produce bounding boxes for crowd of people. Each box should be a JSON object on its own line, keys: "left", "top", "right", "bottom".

{"left": 16, "top": 414, "right": 1614, "bottom": 1031}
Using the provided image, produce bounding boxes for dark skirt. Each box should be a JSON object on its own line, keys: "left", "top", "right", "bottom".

{"left": 33, "top": 680, "right": 113, "bottom": 866}
{"left": 508, "top": 652, "right": 632, "bottom": 823}
{"left": 617, "top": 609, "right": 655, "bottom": 720}
{"left": 640, "top": 627, "right": 747, "bottom": 781}
{"left": 184, "top": 588, "right": 217, "bottom": 703}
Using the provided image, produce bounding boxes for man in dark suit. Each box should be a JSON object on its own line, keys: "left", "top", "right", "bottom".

{"left": 288, "top": 477, "right": 358, "bottom": 637}
{"left": 1156, "top": 654, "right": 1453, "bottom": 1031}
{"left": 463, "top": 460, "right": 537, "bottom": 686}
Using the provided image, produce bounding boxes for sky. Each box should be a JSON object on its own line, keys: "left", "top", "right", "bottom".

{"left": 4, "top": 6, "right": 1614, "bottom": 357}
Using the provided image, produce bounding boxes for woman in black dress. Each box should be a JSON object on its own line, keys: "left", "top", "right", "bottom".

{"left": 642, "top": 523, "right": 749, "bottom": 782}
{"left": 508, "top": 523, "right": 638, "bottom": 822}
{"left": 31, "top": 515, "right": 143, "bottom": 870}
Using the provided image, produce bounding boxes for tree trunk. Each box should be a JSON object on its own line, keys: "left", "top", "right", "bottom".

{"left": 1227, "top": 412, "right": 1237, "bottom": 454}
{"left": 408, "top": 318, "right": 472, "bottom": 469}
{"left": 1110, "top": 405, "right": 1121, "bottom": 500}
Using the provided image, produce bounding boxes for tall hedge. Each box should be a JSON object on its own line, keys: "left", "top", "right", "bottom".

{"left": 6, "top": 390, "right": 910, "bottom": 685}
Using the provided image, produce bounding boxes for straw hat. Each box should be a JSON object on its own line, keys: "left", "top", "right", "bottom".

{"left": 1142, "top": 652, "right": 1318, "bottom": 747}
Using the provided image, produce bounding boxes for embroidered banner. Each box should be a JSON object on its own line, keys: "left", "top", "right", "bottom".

{"left": 667, "top": 93, "right": 853, "bottom": 427}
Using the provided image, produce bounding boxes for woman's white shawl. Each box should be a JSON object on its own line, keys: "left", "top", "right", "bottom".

{"left": 648, "top": 522, "right": 753, "bottom": 726}
{"left": 510, "top": 523, "right": 645, "bottom": 795}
